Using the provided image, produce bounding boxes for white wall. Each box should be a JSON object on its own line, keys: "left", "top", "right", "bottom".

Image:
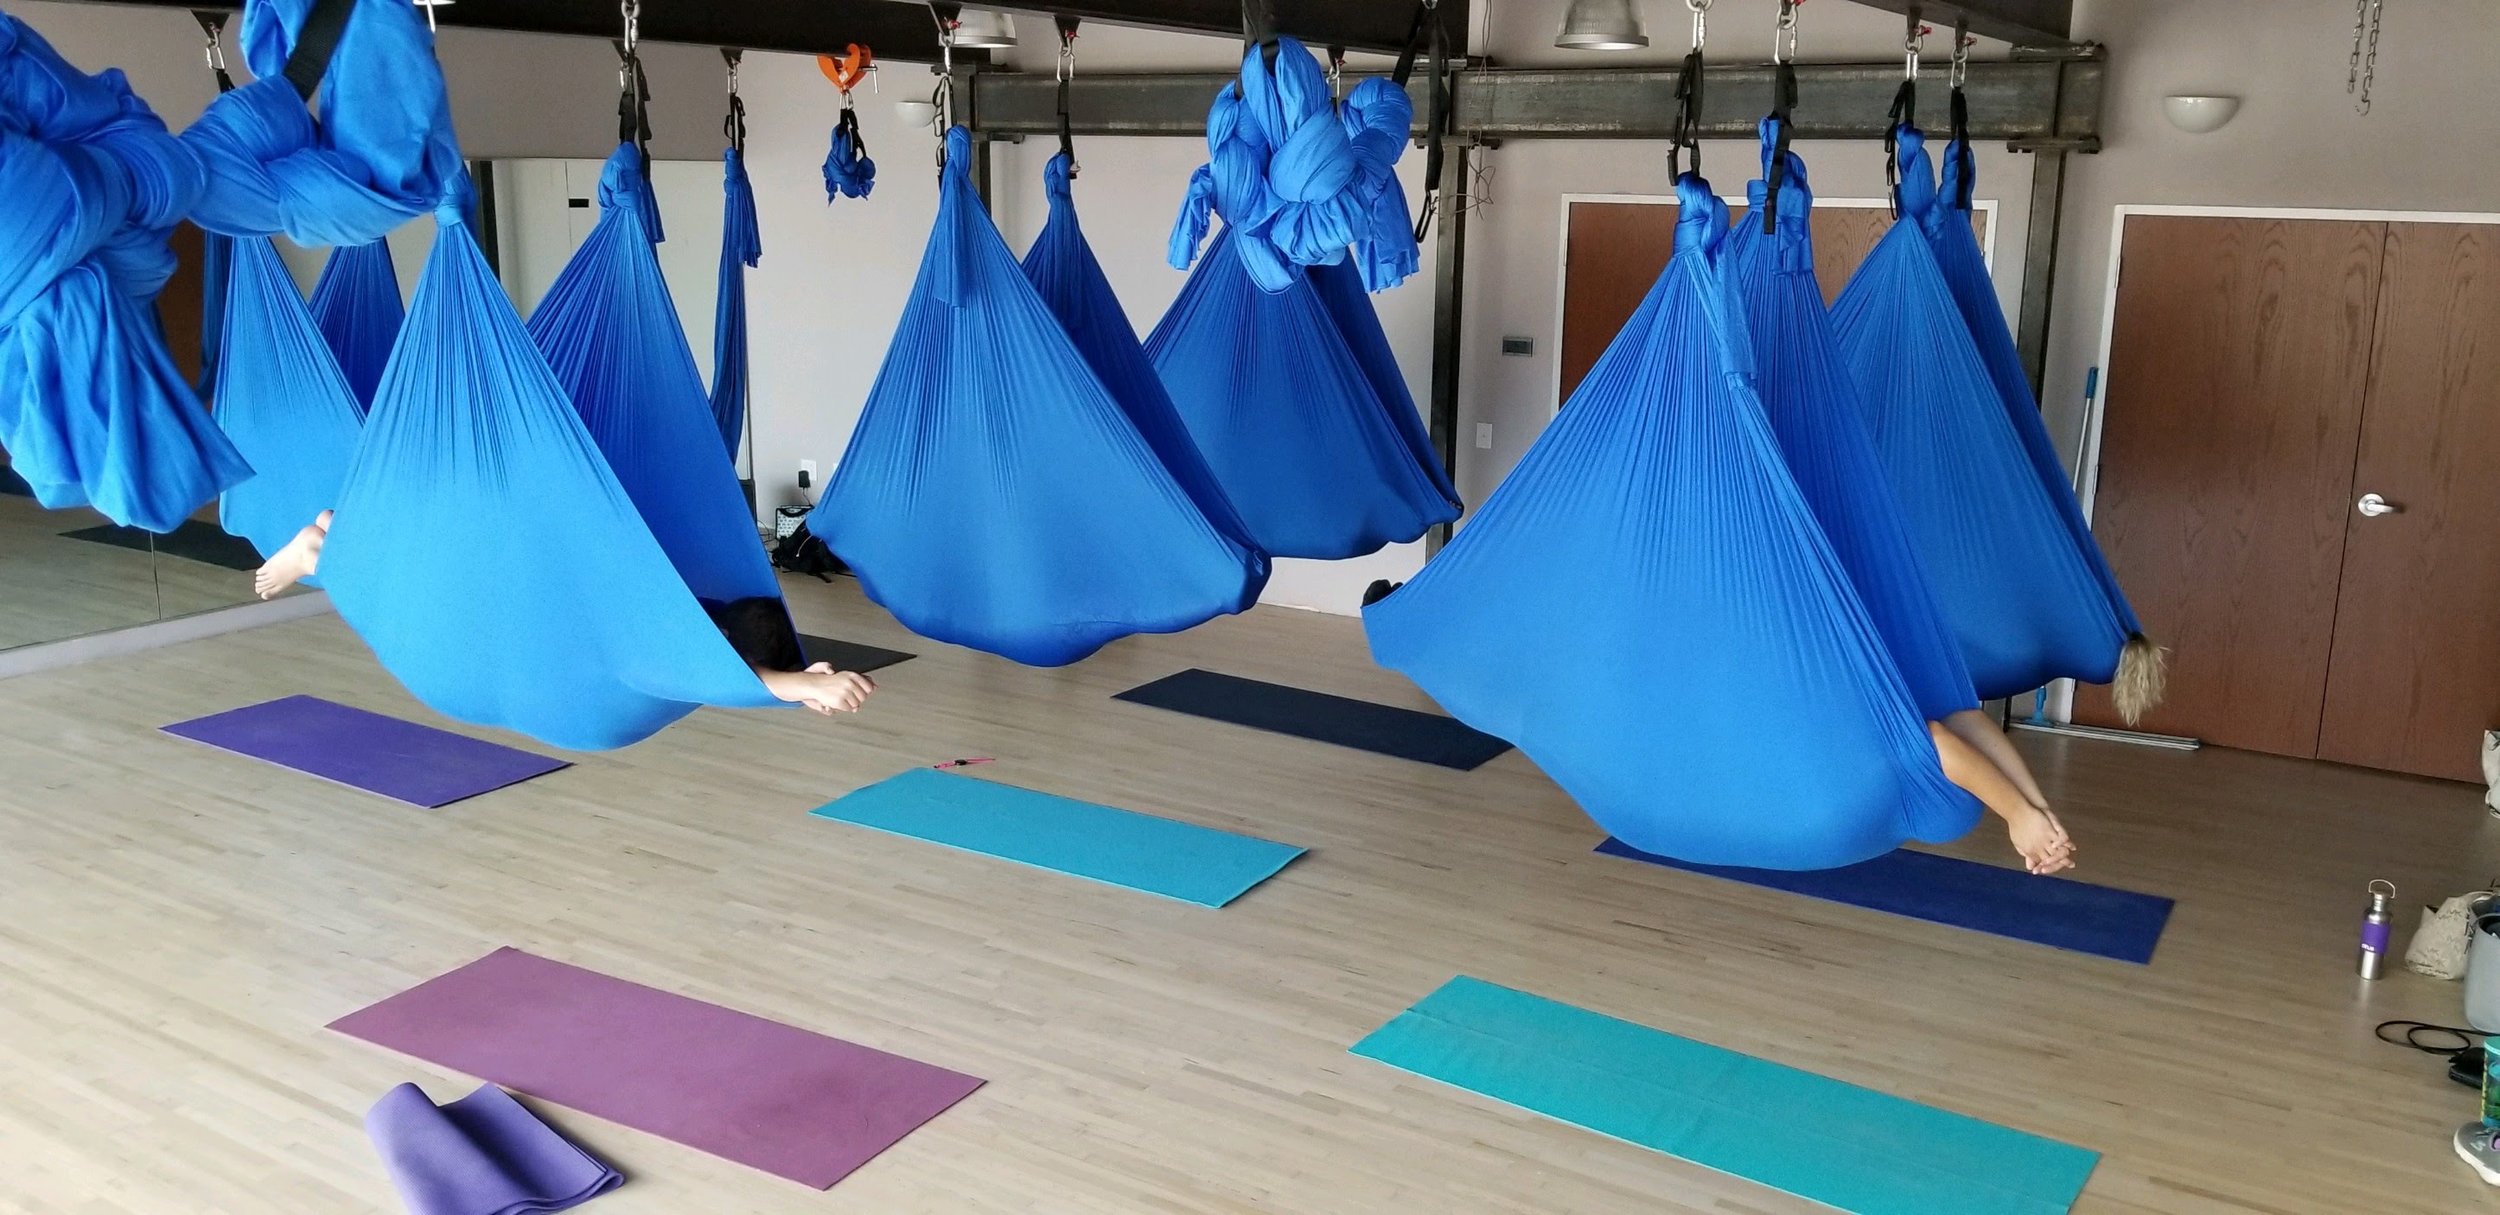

{"left": 2047, "top": 0, "right": 2500, "bottom": 467}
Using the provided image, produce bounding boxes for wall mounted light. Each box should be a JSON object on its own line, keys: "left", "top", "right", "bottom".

{"left": 2161, "top": 94, "right": 2241, "bottom": 134}
{"left": 895, "top": 99, "right": 940, "bottom": 130}
{"left": 1556, "top": 0, "right": 1648, "bottom": 51}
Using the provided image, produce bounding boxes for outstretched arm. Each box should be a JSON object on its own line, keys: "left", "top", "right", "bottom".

{"left": 1930, "top": 721, "right": 2074, "bottom": 876}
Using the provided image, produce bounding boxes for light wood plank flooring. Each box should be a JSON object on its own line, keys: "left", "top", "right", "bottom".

{"left": 0, "top": 574, "right": 2493, "bottom": 1213}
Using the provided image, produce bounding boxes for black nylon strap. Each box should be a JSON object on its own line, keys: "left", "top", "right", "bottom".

{"left": 192, "top": 10, "right": 236, "bottom": 93}
{"left": 722, "top": 48, "right": 746, "bottom": 154}
{"left": 1884, "top": 78, "right": 1917, "bottom": 217}
{"left": 1948, "top": 85, "right": 1975, "bottom": 211}
{"left": 1761, "top": 61, "right": 1798, "bottom": 234}
{"left": 1055, "top": 15, "right": 1079, "bottom": 171}
{"left": 616, "top": 38, "right": 651, "bottom": 162}
{"left": 281, "top": 0, "right": 358, "bottom": 102}
{"left": 1670, "top": 48, "right": 1705, "bottom": 183}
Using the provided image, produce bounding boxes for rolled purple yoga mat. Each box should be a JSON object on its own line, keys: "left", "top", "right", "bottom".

{"left": 366, "top": 1083, "right": 622, "bottom": 1215}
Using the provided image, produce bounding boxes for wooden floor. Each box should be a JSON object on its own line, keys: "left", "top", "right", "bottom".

{"left": 1, "top": 574, "right": 2494, "bottom": 1213}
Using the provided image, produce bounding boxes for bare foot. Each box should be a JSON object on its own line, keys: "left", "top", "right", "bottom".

{"left": 2005, "top": 803, "right": 2076, "bottom": 876}
{"left": 760, "top": 663, "right": 877, "bottom": 716}
{"left": 253, "top": 511, "right": 331, "bottom": 599}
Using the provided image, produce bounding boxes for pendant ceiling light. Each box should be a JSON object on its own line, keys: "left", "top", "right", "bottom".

{"left": 1556, "top": 0, "right": 1648, "bottom": 51}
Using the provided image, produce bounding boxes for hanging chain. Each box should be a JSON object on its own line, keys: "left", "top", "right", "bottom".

{"left": 618, "top": 0, "right": 640, "bottom": 92}
{"left": 2349, "top": 0, "right": 2383, "bottom": 114}
{"left": 931, "top": 4, "right": 957, "bottom": 170}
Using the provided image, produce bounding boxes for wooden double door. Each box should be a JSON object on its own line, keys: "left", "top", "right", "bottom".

{"left": 2081, "top": 214, "right": 2500, "bottom": 782}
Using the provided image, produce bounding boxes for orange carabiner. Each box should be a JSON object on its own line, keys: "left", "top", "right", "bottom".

{"left": 817, "top": 44, "right": 873, "bottom": 94}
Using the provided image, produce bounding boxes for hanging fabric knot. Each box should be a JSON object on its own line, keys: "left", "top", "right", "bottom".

{"left": 1745, "top": 118, "right": 1815, "bottom": 273}
{"left": 822, "top": 110, "right": 875, "bottom": 200}
{"left": 597, "top": 138, "right": 664, "bottom": 245}
{"left": 184, "top": 0, "right": 463, "bottom": 247}
{"left": 0, "top": 12, "right": 250, "bottom": 532}
{"left": 1043, "top": 148, "right": 1077, "bottom": 205}
{"left": 1888, "top": 123, "right": 1939, "bottom": 222}
{"left": 1340, "top": 76, "right": 1420, "bottom": 291}
{"left": 1671, "top": 175, "right": 1730, "bottom": 259}
{"left": 1170, "top": 36, "right": 1408, "bottom": 295}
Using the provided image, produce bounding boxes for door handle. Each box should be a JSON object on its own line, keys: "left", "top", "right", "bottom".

{"left": 2357, "top": 492, "right": 2402, "bottom": 517}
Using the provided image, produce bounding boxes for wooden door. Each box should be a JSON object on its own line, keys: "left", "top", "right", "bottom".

{"left": 2077, "top": 216, "right": 2388, "bottom": 751}
{"left": 1557, "top": 201, "right": 1981, "bottom": 402}
{"left": 2316, "top": 223, "right": 2500, "bottom": 781}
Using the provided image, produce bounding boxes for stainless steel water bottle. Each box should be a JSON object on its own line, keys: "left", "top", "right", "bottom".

{"left": 2359, "top": 879, "right": 2396, "bottom": 979}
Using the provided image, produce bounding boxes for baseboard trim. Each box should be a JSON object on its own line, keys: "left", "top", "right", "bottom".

{"left": 0, "top": 592, "right": 336, "bottom": 681}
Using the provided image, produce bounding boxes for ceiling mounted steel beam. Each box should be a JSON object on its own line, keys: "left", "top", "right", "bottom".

{"left": 985, "top": 0, "right": 1465, "bottom": 56}
{"left": 969, "top": 54, "right": 2103, "bottom": 149}
{"left": 83, "top": 0, "right": 973, "bottom": 63}
{"left": 1833, "top": 0, "right": 2075, "bottom": 50}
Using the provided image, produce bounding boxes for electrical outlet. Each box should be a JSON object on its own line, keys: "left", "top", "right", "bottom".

{"left": 1474, "top": 423, "right": 1494, "bottom": 450}
{"left": 798, "top": 459, "right": 818, "bottom": 489}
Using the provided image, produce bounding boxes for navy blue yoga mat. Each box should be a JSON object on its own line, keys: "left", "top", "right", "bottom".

{"left": 1114, "top": 669, "right": 1511, "bottom": 770}
{"left": 798, "top": 634, "right": 915, "bottom": 674}
{"left": 1599, "top": 840, "right": 2173, "bottom": 964}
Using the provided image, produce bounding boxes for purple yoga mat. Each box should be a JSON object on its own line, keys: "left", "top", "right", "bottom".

{"left": 162, "top": 696, "right": 568, "bottom": 808}
{"left": 330, "top": 948, "right": 985, "bottom": 1189}
{"left": 366, "top": 1083, "right": 622, "bottom": 1215}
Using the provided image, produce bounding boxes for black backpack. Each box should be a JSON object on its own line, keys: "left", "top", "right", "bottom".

{"left": 771, "top": 513, "right": 846, "bottom": 580}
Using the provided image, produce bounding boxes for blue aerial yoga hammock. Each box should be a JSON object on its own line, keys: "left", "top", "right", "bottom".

{"left": 0, "top": 13, "right": 250, "bottom": 533}
{"left": 1151, "top": 36, "right": 1457, "bottom": 560}
{"left": 306, "top": 238, "right": 402, "bottom": 408}
{"left": 1022, "top": 150, "right": 1265, "bottom": 573}
{"left": 1830, "top": 119, "right": 2156, "bottom": 715}
{"left": 1722, "top": 118, "right": 1979, "bottom": 724}
{"left": 1365, "top": 177, "right": 1977, "bottom": 872}
{"left": 189, "top": 0, "right": 778, "bottom": 748}
{"left": 708, "top": 145, "right": 758, "bottom": 456}
{"left": 196, "top": 226, "right": 233, "bottom": 399}
{"left": 809, "top": 128, "right": 1265, "bottom": 666}
{"left": 211, "top": 233, "right": 362, "bottom": 568}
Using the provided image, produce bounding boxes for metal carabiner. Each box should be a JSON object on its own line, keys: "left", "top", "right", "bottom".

{"left": 1773, "top": 0, "right": 1799, "bottom": 66}
{"left": 1687, "top": 0, "right": 1711, "bottom": 52}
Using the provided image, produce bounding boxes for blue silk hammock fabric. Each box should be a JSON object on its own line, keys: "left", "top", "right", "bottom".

{"left": 190, "top": 0, "right": 776, "bottom": 748}
{"left": 0, "top": 14, "right": 251, "bottom": 532}
{"left": 810, "top": 128, "right": 1264, "bottom": 666}
{"left": 196, "top": 228, "right": 233, "bottom": 398}
{"left": 307, "top": 238, "right": 402, "bottom": 407}
{"left": 1831, "top": 124, "right": 2141, "bottom": 702}
{"left": 1149, "top": 36, "right": 1457, "bottom": 560}
{"left": 212, "top": 234, "right": 363, "bottom": 570}
{"left": 1722, "top": 120, "right": 1980, "bottom": 725}
{"left": 708, "top": 146, "right": 758, "bottom": 455}
{"left": 1365, "top": 178, "right": 1976, "bottom": 872}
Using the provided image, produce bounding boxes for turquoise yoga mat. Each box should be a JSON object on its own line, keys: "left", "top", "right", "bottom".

{"left": 1352, "top": 977, "right": 2097, "bottom": 1215}
{"left": 810, "top": 768, "right": 1305, "bottom": 908}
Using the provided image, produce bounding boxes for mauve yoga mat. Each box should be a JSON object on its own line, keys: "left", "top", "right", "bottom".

{"left": 331, "top": 948, "right": 985, "bottom": 1189}
{"left": 163, "top": 696, "right": 568, "bottom": 808}
{"left": 366, "top": 1083, "right": 621, "bottom": 1215}
{"left": 1598, "top": 839, "right": 2175, "bottom": 964}
{"left": 1114, "top": 668, "right": 1512, "bottom": 770}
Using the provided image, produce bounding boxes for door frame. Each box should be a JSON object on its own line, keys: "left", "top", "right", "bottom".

{"left": 2062, "top": 204, "right": 2500, "bottom": 722}
{"left": 1551, "top": 193, "right": 2001, "bottom": 416}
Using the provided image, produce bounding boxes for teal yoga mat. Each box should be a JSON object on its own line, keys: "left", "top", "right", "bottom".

{"left": 810, "top": 768, "right": 1304, "bottom": 907}
{"left": 1352, "top": 977, "right": 2097, "bottom": 1215}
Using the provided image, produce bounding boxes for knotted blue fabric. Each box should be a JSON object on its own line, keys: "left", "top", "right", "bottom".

{"left": 1366, "top": 175, "right": 1976, "bottom": 871}
{"left": 810, "top": 129, "right": 1265, "bottom": 665}
{"left": 1169, "top": 37, "right": 1418, "bottom": 293}
{"left": 182, "top": 0, "right": 462, "bottom": 246}
{"left": 213, "top": 235, "right": 362, "bottom": 570}
{"left": 0, "top": 13, "right": 249, "bottom": 532}
{"left": 822, "top": 117, "right": 874, "bottom": 201}
{"left": 710, "top": 145, "right": 758, "bottom": 454}
{"left": 1723, "top": 121, "right": 1978, "bottom": 723}
{"left": 1832, "top": 126, "right": 2136, "bottom": 699}
{"left": 307, "top": 238, "right": 402, "bottom": 408}
{"left": 1145, "top": 224, "right": 1458, "bottom": 559}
